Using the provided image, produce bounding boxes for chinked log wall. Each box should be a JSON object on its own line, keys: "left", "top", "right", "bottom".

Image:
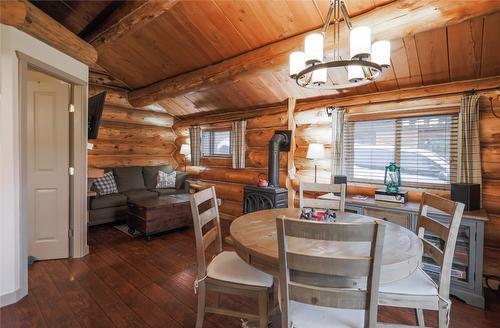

{"left": 87, "top": 84, "right": 177, "bottom": 168}
{"left": 173, "top": 109, "right": 288, "bottom": 235}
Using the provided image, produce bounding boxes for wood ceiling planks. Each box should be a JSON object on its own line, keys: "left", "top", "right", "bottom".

{"left": 29, "top": 1, "right": 500, "bottom": 117}
{"left": 448, "top": 16, "right": 484, "bottom": 81}
{"left": 415, "top": 28, "right": 450, "bottom": 85}
{"left": 481, "top": 11, "right": 500, "bottom": 77}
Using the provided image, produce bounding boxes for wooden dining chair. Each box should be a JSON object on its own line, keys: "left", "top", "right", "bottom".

{"left": 189, "top": 186, "right": 274, "bottom": 328}
{"left": 276, "top": 215, "right": 386, "bottom": 328}
{"left": 379, "top": 192, "right": 465, "bottom": 328}
{"left": 299, "top": 181, "right": 346, "bottom": 211}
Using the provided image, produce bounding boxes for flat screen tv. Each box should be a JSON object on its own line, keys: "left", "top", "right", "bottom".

{"left": 88, "top": 91, "right": 106, "bottom": 139}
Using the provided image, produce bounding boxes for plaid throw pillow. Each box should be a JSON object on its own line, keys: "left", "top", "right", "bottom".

{"left": 156, "top": 170, "right": 176, "bottom": 189}
{"left": 93, "top": 171, "right": 118, "bottom": 195}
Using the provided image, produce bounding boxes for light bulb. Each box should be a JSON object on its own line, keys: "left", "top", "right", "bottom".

{"left": 312, "top": 68, "right": 327, "bottom": 85}
{"left": 350, "top": 26, "right": 371, "bottom": 59}
{"left": 372, "top": 40, "right": 391, "bottom": 67}
{"left": 348, "top": 65, "right": 364, "bottom": 82}
{"left": 289, "top": 51, "right": 305, "bottom": 78}
{"left": 305, "top": 33, "right": 324, "bottom": 64}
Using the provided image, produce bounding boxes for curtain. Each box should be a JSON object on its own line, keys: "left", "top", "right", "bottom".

{"left": 189, "top": 126, "right": 201, "bottom": 166}
{"left": 231, "top": 120, "right": 246, "bottom": 169}
{"left": 457, "top": 94, "right": 482, "bottom": 186}
{"left": 330, "top": 108, "right": 345, "bottom": 181}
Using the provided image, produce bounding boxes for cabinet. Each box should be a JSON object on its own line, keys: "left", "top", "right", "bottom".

{"left": 345, "top": 197, "right": 487, "bottom": 309}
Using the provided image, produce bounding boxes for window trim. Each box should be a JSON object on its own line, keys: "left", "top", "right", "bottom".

{"left": 201, "top": 127, "right": 233, "bottom": 158}
{"left": 343, "top": 113, "right": 458, "bottom": 190}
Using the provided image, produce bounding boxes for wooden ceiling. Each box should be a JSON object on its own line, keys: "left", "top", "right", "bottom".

{"left": 32, "top": 0, "right": 500, "bottom": 118}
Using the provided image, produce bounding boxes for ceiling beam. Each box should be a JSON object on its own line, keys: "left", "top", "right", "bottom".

{"left": 88, "top": 0, "right": 179, "bottom": 49}
{"left": 295, "top": 75, "right": 500, "bottom": 111}
{"left": 0, "top": 0, "right": 97, "bottom": 66}
{"left": 128, "top": 0, "right": 500, "bottom": 108}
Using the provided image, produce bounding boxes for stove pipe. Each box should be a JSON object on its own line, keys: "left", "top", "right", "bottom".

{"left": 268, "top": 131, "right": 291, "bottom": 187}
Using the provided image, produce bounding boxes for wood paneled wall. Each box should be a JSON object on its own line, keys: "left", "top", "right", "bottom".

{"left": 173, "top": 108, "right": 288, "bottom": 235}
{"left": 88, "top": 84, "right": 177, "bottom": 168}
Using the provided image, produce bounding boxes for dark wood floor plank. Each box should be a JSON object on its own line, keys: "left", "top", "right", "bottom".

{"left": 81, "top": 251, "right": 181, "bottom": 328}
{"left": 0, "top": 291, "right": 47, "bottom": 328}
{"left": 40, "top": 260, "right": 115, "bottom": 328}
{"left": 27, "top": 261, "right": 79, "bottom": 327}
{"left": 62, "top": 258, "right": 148, "bottom": 328}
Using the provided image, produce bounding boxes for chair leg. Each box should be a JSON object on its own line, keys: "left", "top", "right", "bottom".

{"left": 258, "top": 289, "right": 269, "bottom": 328}
{"left": 438, "top": 306, "right": 449, "bottom": 328}
{"left": 196, "top": 282, "right": 206, "bottom": 328}
{"left": 415, "top": 308, "right": 425, "bottom": 327}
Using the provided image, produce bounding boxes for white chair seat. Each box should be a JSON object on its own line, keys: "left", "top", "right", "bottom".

{"left": 207, "top": 251, "right": 273, "bottom": 287}
{"left": 289, "top": 300, "right": 365, "bottom": 328}
{"left": 380, "top": 267, "right": 438, "bottom": 296}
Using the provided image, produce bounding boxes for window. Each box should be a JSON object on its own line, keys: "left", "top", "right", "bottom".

{"left": 201, "top": 129, "right": 232, "bottom": 157}
{"left": 343, "top": 114, "right": 458, "bottom": 188}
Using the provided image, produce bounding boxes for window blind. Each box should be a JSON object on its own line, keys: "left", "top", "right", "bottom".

{"left": 343, "top": 114, "right": 459, "bottom": 189}
{"left": 201, "top": 129, "right": 232, "bottom": 157}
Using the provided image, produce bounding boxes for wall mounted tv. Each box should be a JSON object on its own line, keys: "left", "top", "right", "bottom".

{"left": 88, "top": 91, "right": 106, "bottom": 139}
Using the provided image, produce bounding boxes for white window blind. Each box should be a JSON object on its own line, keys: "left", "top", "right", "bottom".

{"left": 344, "top": 114, "right": 458, "bottom": 189}
{"left": 201, "top": 129, "right": 232, "bottom": 157}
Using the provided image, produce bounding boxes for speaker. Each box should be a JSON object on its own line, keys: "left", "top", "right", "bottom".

{"left": 333, "top": 175, "right": 347, "bottom": 197}
{"left": 451, "top": 183, "right": 480, "bottom": 211}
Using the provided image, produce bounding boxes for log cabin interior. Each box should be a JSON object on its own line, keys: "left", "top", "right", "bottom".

{"left": 1, "top": 0, "right": 500, "bottom": 327}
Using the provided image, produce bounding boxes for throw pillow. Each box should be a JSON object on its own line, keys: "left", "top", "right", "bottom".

{"left": 143, "top": 165, "right": 174, "bottom": 189}
{"left": 156, "top": 170, "right": 176, "bottom": 189}
{"left": 92, "top": 171, "right": 118, "bottom": 195}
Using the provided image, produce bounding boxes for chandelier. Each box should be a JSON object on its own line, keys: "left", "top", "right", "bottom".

{"left": 289, "top": 0, "right": 390, "bottom": 89}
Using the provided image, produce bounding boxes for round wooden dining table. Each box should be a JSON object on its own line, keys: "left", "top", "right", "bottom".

{"left": 230, "top": 207, "right": 423, "bottom": 284}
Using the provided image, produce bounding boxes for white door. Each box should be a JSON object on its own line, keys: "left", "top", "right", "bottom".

{"left": 27, "top": 69, "right": 70, "bottom": 260}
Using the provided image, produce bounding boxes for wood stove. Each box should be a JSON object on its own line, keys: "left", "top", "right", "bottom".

{"left": 243, "top": 131, "right": 291, "bottom": 214}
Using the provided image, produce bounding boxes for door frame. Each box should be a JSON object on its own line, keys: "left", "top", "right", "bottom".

{"left": 18, "top": 52, "right": 89, "bottom": 260}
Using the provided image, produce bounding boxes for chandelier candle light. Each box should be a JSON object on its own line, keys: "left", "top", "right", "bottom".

{"left": 289, "top": 0, "right": 391, "bottom": 89}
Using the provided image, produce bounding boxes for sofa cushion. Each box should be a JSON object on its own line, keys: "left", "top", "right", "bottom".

{"left": 175, "top": 171, "right": 190, "bottom": 190}
{"left": 92, "top": 171, "right": 118, "bottom": 195}
{"left": 143, "top": 165, "right": 174, "bottom": 189}
{"left": 151, "top": 188, "right": 183, "bottom": 196}
{"left": 90, "top": 193, "right": 127, "bottom": 210}
{"left": 122, "top": 190, "right": 158, "bottom": 202}
{"left": 113, "top": 167, "right": 145, "bottom": 192}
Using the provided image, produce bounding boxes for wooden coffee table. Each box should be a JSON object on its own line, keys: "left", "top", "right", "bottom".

{"left": 127, "top": 194, "right": 192, "bottom": 239}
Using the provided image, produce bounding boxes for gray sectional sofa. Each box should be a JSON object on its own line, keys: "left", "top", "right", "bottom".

{"left": 88, "top": 165, "right": 190, "bottom": 226}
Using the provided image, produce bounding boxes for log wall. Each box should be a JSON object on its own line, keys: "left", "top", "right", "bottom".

{"left": 292, "top": 90, "right": 500, "bottom": 277}
{"left": 173, "top": 108, "right": 288, "bottom": 236}
{"left": 88, "top": 85, "right": 177, "bottom": 169}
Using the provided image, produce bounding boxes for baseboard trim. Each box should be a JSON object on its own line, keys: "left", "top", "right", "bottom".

{"left": 0, "top": 286, "right": 27, "bottom": 307}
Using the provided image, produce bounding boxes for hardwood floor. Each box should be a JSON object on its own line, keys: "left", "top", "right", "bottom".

{"left": 1, "top": 224, "right": 499, "bottom": 327}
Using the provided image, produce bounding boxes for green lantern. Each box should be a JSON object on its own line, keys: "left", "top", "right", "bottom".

{"left": 384, "top": 162, "right": 401, "bottom": 193}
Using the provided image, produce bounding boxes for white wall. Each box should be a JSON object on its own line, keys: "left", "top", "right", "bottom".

{"left": 0, "top": 24, "right": 88, "bottom": 306}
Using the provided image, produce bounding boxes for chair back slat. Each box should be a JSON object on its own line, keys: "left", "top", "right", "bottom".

{"left": 283, "top": 217, "right": 375, "bottom": 242}
{"left": 276, "top": 216, "right": 385, "bottom": 328}
{"left": 417, "top": 192, "right": 465, "bottom": 299}
{"left": 421, "top": 238, "right": 444, "bottom": 265}
{"left": 289, "top": 282, "right": 368, "bottom": 310}
{"left": 299, "top": 182, "right": 346, "bottom": 211}
{"left": 190, "top": 186, "right": 223, "bottom": 279}
{"left": 422, "top": 192, "right": 457, "bottom": 215}
{"left": 287, "top": 252, "right": 371, "bottom": 277}
{"left": 420, "top": 215, "right": 450, "bottom": 242}
{"left": 199, "top": 207, "right": 218, "bottom": 228}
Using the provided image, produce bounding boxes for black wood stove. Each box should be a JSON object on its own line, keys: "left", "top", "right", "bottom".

{"left": 243, "top": 131, "right": 291, "bottom": 214}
